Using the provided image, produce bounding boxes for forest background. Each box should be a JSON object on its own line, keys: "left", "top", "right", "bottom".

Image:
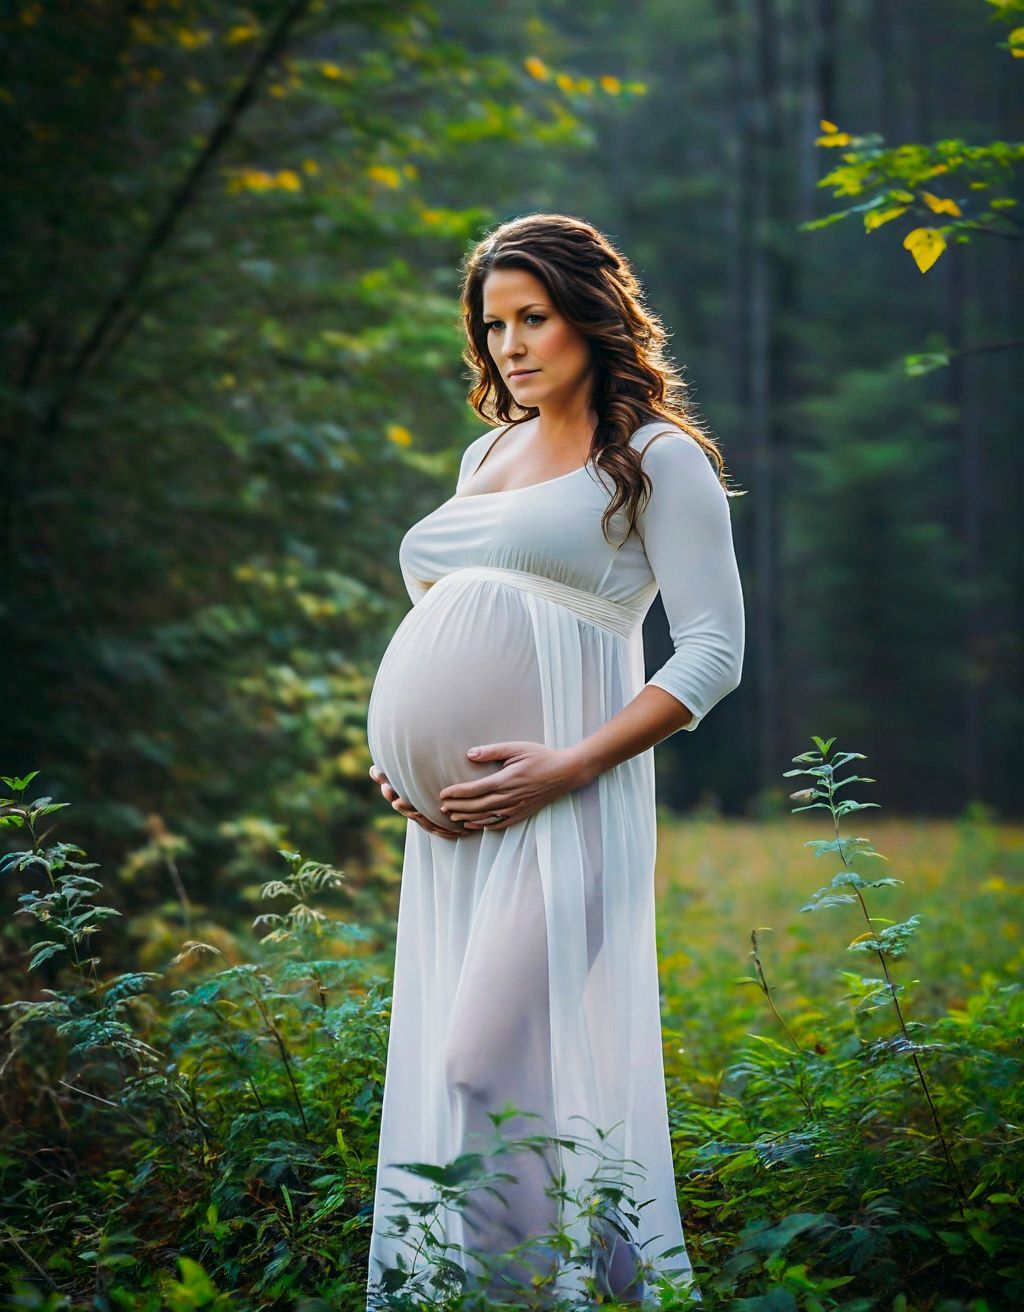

{"left": 1, "top": 1, "right": 1023, "bottom": 1309}
{"left": 4, "top": 0, "right": 1023, "bottom": 886}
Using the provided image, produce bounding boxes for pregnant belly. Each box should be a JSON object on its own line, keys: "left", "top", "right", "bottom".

{"left": 367, "top": 576, "right": 548, "bottom": 833}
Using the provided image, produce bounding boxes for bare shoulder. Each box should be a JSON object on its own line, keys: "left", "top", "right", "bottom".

{"left": 459, "top": 424, "right": 503, "bottom": 468}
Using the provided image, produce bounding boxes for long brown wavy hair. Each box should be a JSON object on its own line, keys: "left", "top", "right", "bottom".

{"left": 459, "top": 212, "right": 745, "bottom": 545}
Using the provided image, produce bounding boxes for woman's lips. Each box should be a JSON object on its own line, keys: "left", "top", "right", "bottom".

{"left": 509, "top": 369, "right": 539, "bottom": 379}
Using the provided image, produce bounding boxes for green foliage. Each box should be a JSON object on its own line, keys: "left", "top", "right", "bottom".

{"left": 364, "top": 1110, "right": 703, "bottom": 1309}
{"left": 804, "top": 135, "right": 1023, "bottom": 254}
{"left": 0, "top": 0, "right": 626, "bottom": 900}
{"left": 3, "top": 752, "right": 1024, "bottom": 1308}
{"left": 662, "top": 737, "right": 1023, "bottom": 1307}
{"left": 803, "top": 1, "right": 1023, "bottom": 378}
{"left": 1, "top": 770, "right": 389, "bottom": 1308}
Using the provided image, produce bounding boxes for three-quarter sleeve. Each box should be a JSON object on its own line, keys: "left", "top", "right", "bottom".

{"left": 636, "top": 431, "right": 745, "bottom": 733}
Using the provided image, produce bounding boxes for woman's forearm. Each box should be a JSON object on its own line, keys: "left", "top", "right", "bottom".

{"left": 564, "top": 684, "right": 694, "bottom": 789}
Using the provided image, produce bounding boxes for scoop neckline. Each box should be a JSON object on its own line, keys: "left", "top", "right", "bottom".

{"left": 448, "top": 420, "right": 674, "bottom": 502}
{"left": 451, "top": 460, "right": 596, "bottom": 501}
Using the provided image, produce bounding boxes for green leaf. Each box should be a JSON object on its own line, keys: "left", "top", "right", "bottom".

{"left": 28, "top": 943, "right": 67, "bottom": 970}
{"left": 905, "top": 352, "right": 950, "bottom": 376}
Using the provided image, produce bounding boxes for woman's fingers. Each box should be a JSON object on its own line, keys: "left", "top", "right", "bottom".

{"left": 463, "top": 807, "right": 521, "bottom": 830}
{"left": 390, "top": 793, "right": 460, "bottom": 841}
{"left": 403, "top": 805, "right": 459, "bottom": 840}
{"left": 370, "top": 765, "right": 457, "bottom": 839}
{"left": 369, "top": 765, "right": 399, "bottom": 803}
{"left": 418, "top": 818, "right": 459, "bottom": 840}
{"left": 441, "top": 792, "right": 511, "bottom": 822}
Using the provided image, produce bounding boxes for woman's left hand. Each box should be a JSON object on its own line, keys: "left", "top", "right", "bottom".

{"left": 438, "top": 741, "right": 587, "bottom": 831}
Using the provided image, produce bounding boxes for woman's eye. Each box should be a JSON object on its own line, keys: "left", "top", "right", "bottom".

{"left": 485, "top": 315, "right": 545, "bottom": 331}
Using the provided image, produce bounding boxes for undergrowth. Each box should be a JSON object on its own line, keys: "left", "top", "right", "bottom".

{"left": 0, "top": 738, "right": 1021, "bottom": 1310}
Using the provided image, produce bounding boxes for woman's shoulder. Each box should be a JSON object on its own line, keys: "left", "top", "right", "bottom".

{"left": 627, "top": 421, "right": 724, "bottom": 510}
{"left": 628, "top": 420, "right": 703, "bottom": 461}
{"left": 459, "top": 423, "right": 503, "bottom": 465}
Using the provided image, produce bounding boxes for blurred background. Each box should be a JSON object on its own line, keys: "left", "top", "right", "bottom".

{"left": 3, "top": 0, "right": 1022, "bottom": 884}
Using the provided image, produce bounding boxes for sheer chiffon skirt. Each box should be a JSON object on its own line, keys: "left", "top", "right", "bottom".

{"left": 365, "top": 571, "right": 701, "bottom": 1307}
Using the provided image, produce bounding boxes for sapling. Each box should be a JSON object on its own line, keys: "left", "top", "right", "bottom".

{"left": 784, "top": 735, "right": 967, "bottom": 1213}
{"left": 0, "top": 770, "right": 167, "bottom": 1089}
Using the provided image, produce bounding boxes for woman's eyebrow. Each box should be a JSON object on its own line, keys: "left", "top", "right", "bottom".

{"left": 483, "top": 302, "right": 549, "bottom": 318}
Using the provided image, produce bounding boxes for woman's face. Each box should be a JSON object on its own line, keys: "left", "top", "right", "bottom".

{"left": 482, "top": 267, "right": 594, "bottom": 412}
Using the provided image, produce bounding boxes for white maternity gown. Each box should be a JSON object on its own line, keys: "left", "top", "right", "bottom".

{"left": 365, "top": 419, "right": 745, "bottom": 1308}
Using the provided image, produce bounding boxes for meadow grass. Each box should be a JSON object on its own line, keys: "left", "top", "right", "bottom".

{"left": 655, "top": 808, "right": 1024, "bottom": 1068}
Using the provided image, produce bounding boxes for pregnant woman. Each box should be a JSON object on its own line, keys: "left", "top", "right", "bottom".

{"left": 365, "top": 212, "right": 745, "bottom": 1308}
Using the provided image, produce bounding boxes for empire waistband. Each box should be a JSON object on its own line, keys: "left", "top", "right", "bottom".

{"left": 435, "top": 565, "right": 640, "bottom": 640}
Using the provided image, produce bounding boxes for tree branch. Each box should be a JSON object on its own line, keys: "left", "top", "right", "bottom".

{"left": 42, "top": 0, "right": 314, "bottom": 440}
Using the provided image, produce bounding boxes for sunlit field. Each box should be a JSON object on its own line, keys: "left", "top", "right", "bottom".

{"left": 655, "top": 810, "right": 1024, "bottom": 1042}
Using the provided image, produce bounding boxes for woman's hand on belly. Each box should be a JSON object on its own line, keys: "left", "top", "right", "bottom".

{"left": 369, "top": 765, "right": 459, "bottom": 841}
{"left": 437, "top": 741, "right": 586, "bottom": 831}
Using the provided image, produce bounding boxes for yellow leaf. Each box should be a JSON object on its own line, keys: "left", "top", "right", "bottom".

{"left": 228, "top": 168, "right": 275, "bottom": 195}
{"left": 819, "top": 117, "right": 838, "bottom": 132}
{"left": 366, "top": 164, "right": 401, "bottom": 189}
{"left": 864, "top": 205, "right": 907, "bottom": 231}
{"left": 555, "top": 72, "right": 575, "bottom": 92}
{"left": 1009, "top": 26, "right": 1024, "bottom": 55}
{"left": 175, "top": 27, "right": 211, "bottom": 49}
{"left": 815, "top": 131, "right": 852, "bottom": 147}
{"left": 921, "top": 190, "right": 961, "bottom": 216}
{"left": 320, "top": 61, "right": 342, "bottom": 79}
{"left": 524, "top": 56, "right": 549, "bottom": 81}
{"left": 903, "top": 227, "right": 946, "bottom": 273}
{"left": 599, "top": 74, "right": 621, "bottom": 94}
{"left": 387, "top": 425, "right": 413, "bottom": 448}
{"left": 276, "top": 169, "right": 301, "bottom": 191}
{"left": 848, "top": 931, "right": 876, "bottom": 946}
{"left": 226, "top": 24, "right": 259, "bottom": 44}
{"left": 302, "top": 158, "right": 320, "bottom": 175}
